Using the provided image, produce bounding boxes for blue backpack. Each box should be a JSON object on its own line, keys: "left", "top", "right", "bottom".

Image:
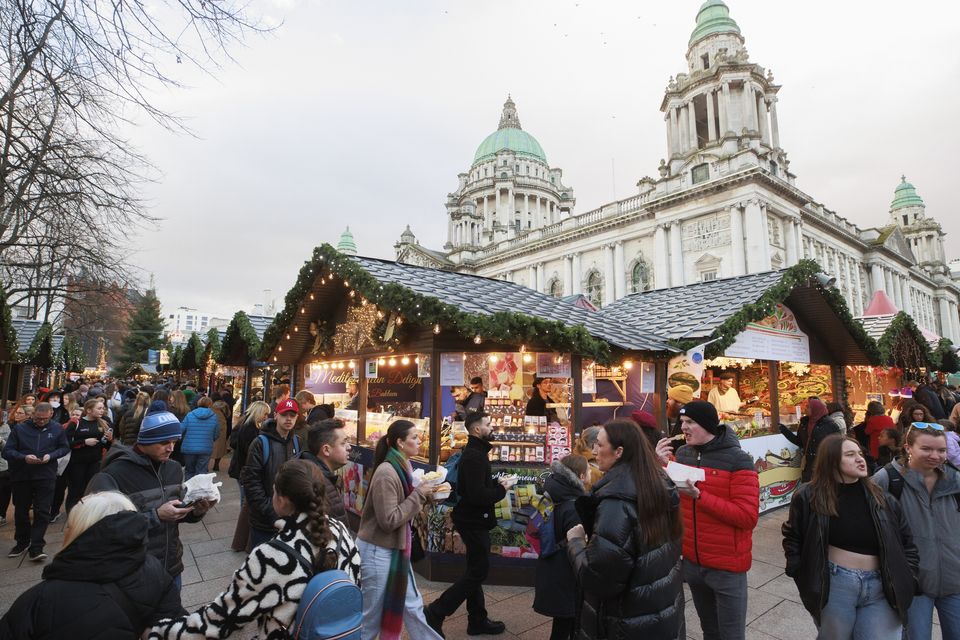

{"left": 259, "top": 434, "right": 300, "bottom": 464}
{"left": 443, "top": 451, "right": 463, "bottom": 506}
{"left": 271, "top": 540, "right": 361, "bottom": 640}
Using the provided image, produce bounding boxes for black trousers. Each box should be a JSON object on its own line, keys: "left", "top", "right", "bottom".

{"left": 65, "top": 458, "right": 100, "bottom": 512}
{"left": 430, "top": 527, "right": 490, "bottom": 624}
{"left": 51, "top": 473, "right": 68, "bottom": 516}
{"left": 12, "top": 479, "right": 54, "bottom": 550}
{"left": 0, "top": 470, "right": 11, "bottom": 518}
{"left": 550, "top": 617, "right": 575, "bottom": 640}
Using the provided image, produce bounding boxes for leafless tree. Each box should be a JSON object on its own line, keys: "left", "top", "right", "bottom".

{"left": 0, "top": 0, "right": 267, "bottom": 318}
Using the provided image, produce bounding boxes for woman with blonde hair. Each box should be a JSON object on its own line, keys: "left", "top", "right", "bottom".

{"left": 0, "top": 491, "right": 183, "bottom": 638}
{"left": 167, "top": 390, "right": 190, "bottom": 421}
{"left": 118, "top": 392, "right": 151, "bottom": 446}
{"left": 228, "top": 401, "right": 271, "bottom": 552}
{"left": 64, "top": 398, "right": 113, "bottom": 512}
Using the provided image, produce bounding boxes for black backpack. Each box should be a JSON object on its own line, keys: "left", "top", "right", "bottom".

{"left": 882, "top": 462, "right": 960, "bottom": 510}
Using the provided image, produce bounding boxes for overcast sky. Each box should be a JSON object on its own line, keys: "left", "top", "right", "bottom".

{"left": 130, "top": 0, "right": 960, "bottom": 320}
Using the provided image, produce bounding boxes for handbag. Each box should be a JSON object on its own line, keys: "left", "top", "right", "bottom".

{"left": 410, "top": 524, "right": 426, "bottom": 563}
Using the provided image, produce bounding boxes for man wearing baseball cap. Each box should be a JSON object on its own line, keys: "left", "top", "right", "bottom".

{"left": 87, "top": 407, "right": 214, "bottom": 589}
{"left": 241, "top": 398, "right": 303, "bottom": 549}
{"left": 655, "top": 400, "right": 759, "bottom": 640}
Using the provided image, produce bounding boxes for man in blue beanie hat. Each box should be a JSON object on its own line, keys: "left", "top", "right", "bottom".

{"left": 86, "top": 409, "right": 215, "bottom": 590}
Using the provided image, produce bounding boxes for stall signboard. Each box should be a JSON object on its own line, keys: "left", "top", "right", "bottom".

{"left": 304, "top": 364, "right": 353, "bottom": 394}
{"left": 725, "top": 304, "right": 811, "bottom": 363}
{"left": 738, "top": 433, "right": 802, "bottom": 512}
{"left": 536, "top": 353, "right": 570, "bottom": 377}
{"left": 440, "top": 353, "right": 465, "bottom": 386}
{"left": 581, "top": 362, "right": 596, "bottom": 395}
{"left": 417, "top": 353, "right": 431, "bottom": 378}
{"left": 667, "top": 344, "right": 706, "bottom": 394}
{"left": 367, "top": 361, "right": 420, "bottom": 403}
{"left": 487, "top": 353, "right": 524, "bottom": 399}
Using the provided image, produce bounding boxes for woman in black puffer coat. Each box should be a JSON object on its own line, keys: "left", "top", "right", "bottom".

{"left": 0, "top": 492, "right": 183, "bottom": 639}
{"left": 566, "top": 419, "right": 685, "bottom": 640}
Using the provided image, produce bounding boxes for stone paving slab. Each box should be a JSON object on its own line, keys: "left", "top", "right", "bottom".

{"left": 0, "top": 473, "right": 944, "bottom": 639}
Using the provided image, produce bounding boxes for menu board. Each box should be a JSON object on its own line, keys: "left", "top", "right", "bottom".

{"left": 725, "top": 304, "right": 811, "bottom": 363}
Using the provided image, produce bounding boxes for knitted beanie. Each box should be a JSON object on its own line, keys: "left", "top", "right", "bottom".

{"left": 138, "top": 411, "right": 182, "bottom": 444}
{"left": 679, "top": 400, "right": 721, "bottom": 436}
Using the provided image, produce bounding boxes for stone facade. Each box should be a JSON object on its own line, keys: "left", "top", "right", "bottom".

{"left": 395, "top": 1, "right": 960, "bottom": 344}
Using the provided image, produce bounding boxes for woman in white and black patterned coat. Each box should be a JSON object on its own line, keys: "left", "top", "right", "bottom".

{"left": 148, "top": 459, "right": 360, "bottom": 640}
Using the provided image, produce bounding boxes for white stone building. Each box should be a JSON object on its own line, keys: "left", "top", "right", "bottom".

{"left": 395, "top": 0, "right": 960, "bottom": 344}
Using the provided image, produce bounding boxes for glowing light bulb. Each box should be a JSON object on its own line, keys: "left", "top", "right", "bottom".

{"left": 433, "top": 324, "right": 441, "bottom": 334}
{"left": 623, "top": 360, "right": 634, "bottom": 370}
{"left": 378, "top": 358, "right": 386, "bottom": 366}
{"left": 401, "top": 356, "right": 410, "bottom": 365}
{"left": 473, "top": 335, "right": 482, "bottom": 344}
{"left": 489, "top": 354, "right": 498, "bottom": 363}
{"left": 523, "top": 353, "right": 532, "bottom": 363}
{"left": 388, "top": 357, "right": 397, "bottom": 367}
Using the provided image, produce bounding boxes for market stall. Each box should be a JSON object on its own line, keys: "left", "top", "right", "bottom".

{"left": 262, "top": 243, "right": 672, "bottom": 583}
{"left": 601, "top": 259, "right": 881, "bottom": 512}
{"left": 214, "top": 311, "right": 275, "bottom": 414}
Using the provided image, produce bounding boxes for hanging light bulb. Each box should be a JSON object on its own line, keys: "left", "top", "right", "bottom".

{"left": 523, "top": 353, "right": 533, "bottom": 364}
{"left": 433, "top": 324, "right": 441, "bottom": 334}
{"left": 348, "top": 360, "right": 356, "bottom": 368}
{"left": 309, "top": 293, "right": 315, "bottom": 300}
{"left": 473, "top": 335, "right": 482, "bottom": 344}
{"left": 300, "top": 307, "right": 306, "bottom": 314}
{"left": 378, "top": 358, "right": 386, "bottom": 366}
{"left": 388, "top": 357, "right": 397, "bottom": 367}
{"left": 285, "top": 334, "right": 290, "bottom": 340}
{"left": 323, "top": 362, "right": 329, "bottom": 369}
{"left": 349, "top": 290, "right": 356, "bottom": 298}
{"left": 293, "top": 326, "right": 299, "bottom": 332}
{"left": 414, "top": 356, "right": 420, "bottom": 364}
{"left": 278, "top": 345, "right": 283, "bottom": 352}
{"left": 401, "top": 356, "right": 410, "bottom": 365}
{"left": 489, "top": 354, "right": 498, "bottom": 363}
{"left": 623, "top": 360, "right": 634, "bottom": 370}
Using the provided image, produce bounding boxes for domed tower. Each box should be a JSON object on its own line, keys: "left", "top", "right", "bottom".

{"left": 660, "top": 0, "right": 791, "bottom": 182}
{"left": 890, "top": 176, "right": 947, "bottom": 273}
{"left": 337, "top": 226, "right": 358, "bottom": 256}
{"left": 445, "top": 96, "right": 575, "bottom": 256}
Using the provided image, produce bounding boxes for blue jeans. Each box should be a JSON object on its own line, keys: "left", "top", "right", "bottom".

{"left": 905, "top": 593, "right": 960, "bottom": 640}
{"left": 357, "top": 539, "right": 441, "bottom": 640}
{"left": 172, "top": 574, "right": 182, "bottom": 592}
{"left": 248, "top": 526, "right": 275, "bottom": 552}
{"left": 182, "top": 454, "right": 210, "bottom": 480}
{"left": 819, "top": 562, "right": 901, "bottom": 640}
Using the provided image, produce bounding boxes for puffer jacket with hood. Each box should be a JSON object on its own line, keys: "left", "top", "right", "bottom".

{"left": 533, "top": 460, "right": 586, "bottom": 619}
{"left": 566, "top": 463, "right": 684, "bottom": 640}
{"left": 86, "top": 444, "right": 201, "bottom": 577}
{"left": 180, "top": 407, "right": 220, "bottom": 455}
{"left": 674, "top": 424, "right": 759, "bottom": 573}
{"left": 0, "top": 511, "right": 184, "bottom": 640}
{"left": 241, "top": 421, "right": 302, "bottom": 532}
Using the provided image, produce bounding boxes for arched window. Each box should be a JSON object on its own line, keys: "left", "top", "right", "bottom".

{"left": 501, "top": 172, "right": 508, "bottom": 179}
{"left": 630, "top": 259, "right": 651, "bottom": 293}
{"left": 548, "top": 278, "right": 563, "bottom": 299}
{"left": 585, "top": 271, "right": 604, "bottom": 308}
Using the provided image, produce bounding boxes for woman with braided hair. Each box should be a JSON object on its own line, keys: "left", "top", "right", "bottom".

{"left": 148, "top": 459, "right": 360, "bottom": 639}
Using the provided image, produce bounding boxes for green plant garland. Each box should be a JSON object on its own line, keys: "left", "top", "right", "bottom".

{"left": 877, "top": 312, "right": 930, "bottom": 377}
{"left": 932, "top": 338, "right": 960, "bottom": 373}
{"left": 673, "top": 259, "right": 881, "bottom": 363}
{"left": 260, "top": 244, "right": 613, "bottom": 364}
{"left": 219, "top": 311, "right": 262, "bottom": 365}
{"left": 55, "top": 336, "right": 85, "bottom": 372}
{"left": 203, "top": 327, "right": 221, "bottom": 367}
{"left": 23, "top": 322, "right": 56, "bottom": 367}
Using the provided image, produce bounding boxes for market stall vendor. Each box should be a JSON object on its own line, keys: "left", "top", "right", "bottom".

{"left": 524, "top": 377, "right": 559, "bottom": 424}
{"left": 707, "top": 371, "right": 742, "bottom": 413}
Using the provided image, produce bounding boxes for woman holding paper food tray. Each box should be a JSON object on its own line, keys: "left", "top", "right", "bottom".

{"left": 357, "top": 419, "right": 444, "bottom": 639}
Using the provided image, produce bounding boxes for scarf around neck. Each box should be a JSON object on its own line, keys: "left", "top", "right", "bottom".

{"left": 380, "top": 446, "right": 414, "bottom": 640}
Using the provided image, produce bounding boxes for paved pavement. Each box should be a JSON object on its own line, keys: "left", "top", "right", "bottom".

{"left": 0, "top": 469, "right": 944, "bottom": 639}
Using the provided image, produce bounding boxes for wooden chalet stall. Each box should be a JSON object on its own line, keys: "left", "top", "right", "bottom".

{"left": 215, "top": 311, "right": 276, "bottom": 412}
{"left": 600, "top": 260, "right": 880, "bottom": 512}
{"left": 262, "top": 244, "right": 666, "bottom": 584}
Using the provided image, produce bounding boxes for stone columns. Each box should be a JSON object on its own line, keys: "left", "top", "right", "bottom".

{"left": 757, "top": 96, "right": 770, "bottom": 145}
{"left": 729, "top": 204, "right": 746, "bottom": 276}
{"left": 743, "top": 200, "right": 770, "bottom": 272}
{"left": 564, "top": 255, "right": 574, "bottom": 296}
{"left": 654, "top": 224, "right": 670, "bottom": 289}
{"left": 495, "top": 189, "right": 502, "bottom": 225}
{"left": 603, "top": 245, "right": 616, "bottom": 306}
{"left": 537, "top": 198, "right": 543, "bottom": 227}
{"left": 528, "top": 265, "right": 537, "bottom": 290}
{"left": 794, "top": 220, "right": 804, "bottom": 263}
{"left": 769, "top": 97, "right": 781, "bottom": 148}
{"left": 844, "top": 257, "right": 855, "bottom": 310}
{"left": 721, "top": 83, "right": 732, "bottom": 134}
{"left": 938, "top": 298, "right": 952, "bottom": 340}
{"left": 900, "top": 276, "right": 913, "bottom": 316}
{"left": 717, "top": 88, "right": 727, "bottom": 138}
{"left": 669, "top": 107, "right": 680, "bottom": 156}
{"left": 665, "top": 114, "right": 674, "bottom": 157}
{"left": 706, "top": 91, "right": 716, "bottom": 142}
{"left": 572, "top": 253, "right": 582, "bottom": 295}
{"left": 687, "top": 101, "right": 699, "bottom": 150}
{"left": 614, "top": 242, "right": 626, "bottom": 299}
{"left": 854, "top": 264, "right": 865, "bottom": 316}
{"left": 784, "top": 218, "right": 798, "bottom": 266}
{"left": 742, "top": 83, "right": 754, "bottom": 132}
{"left": 869, "top": 264, "right": 884, "bottom": 298}
{"left": 883, "top": 268, "right": 894, "bottom": 301}
{"left": 949, "top": 300, "right": 960, "bottom": 343}
{"left": 678, "top": 106, "right": 688, "bottom": 152}
{"left": 669, "top": 222, "right": 685, "bottom": 286}
{"left": 536, "top": 263, "right": 545, "bottom": 293}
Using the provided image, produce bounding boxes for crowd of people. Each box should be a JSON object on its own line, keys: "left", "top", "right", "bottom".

{"left": 0, "top": 375, "right": 959, "bottom": 639}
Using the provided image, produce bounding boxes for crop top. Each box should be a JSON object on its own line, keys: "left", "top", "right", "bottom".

{"left": 828, "top": 480, "right": 879, "bottom": 556}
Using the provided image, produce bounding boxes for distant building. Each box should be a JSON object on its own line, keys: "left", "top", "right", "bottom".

{"left": 395, "top": 0, "right": 960, "bottom": 344}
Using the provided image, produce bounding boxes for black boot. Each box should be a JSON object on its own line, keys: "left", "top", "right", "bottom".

{"left": 424, "top": 604, "right": 445, "bottom": 639}
{"left": 467, "top": 619, "right": 506, "bottom": 636}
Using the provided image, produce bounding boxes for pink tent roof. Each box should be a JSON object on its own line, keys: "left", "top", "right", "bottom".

{"left": 863, "top": 290, "right": 899, "bottom": 317}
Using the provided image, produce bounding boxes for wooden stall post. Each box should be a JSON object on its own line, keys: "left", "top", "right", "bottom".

{"left": 655, "top": 359, "right": 669, "bottom": 430}
{"left": 571, "top": 354, "right": 583, "bottom": 434}
{"left": 429, "top": 347, "right": 441, "bottom": 465}
{"left": 358, "top": 360, "right": 369, "bottom": 444}
{"left": 768, "top": 361, "right": 780, "bottom": 425}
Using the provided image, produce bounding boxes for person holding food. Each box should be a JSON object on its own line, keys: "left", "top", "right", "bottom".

{"left": 655, "top": 400, "right": 759, "bottom": 640}
{"left": 426, "top": 412, "right": 511, "bottom": 637}
{"left": 357, "top": 419, "right": 442, "bottom": 640}
{"left": 707, "top": 371, "right": 742, "bottom": 414}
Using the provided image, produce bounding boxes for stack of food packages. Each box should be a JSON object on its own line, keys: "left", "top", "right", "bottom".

{"left": 546, "top": 424, "right": 570, "bottom": 462}
{"left": 493, "top": 481, "right": 538, "bottom": 520}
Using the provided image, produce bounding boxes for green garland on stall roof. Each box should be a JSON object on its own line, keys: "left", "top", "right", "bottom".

{"left": 219, "top": 311, "right": 261, "bottom": 365}
{"left": 204, "top": 327, "right": 221, "bottom": 365}
{"left": 0, "top": 284, "right": 18, "bottom": 362}
{"left": 55, "top": 336, "right": 85, "bottom": 372}
{"left": 673, "top": 258, "right": 881, "bottom": 363}
{"left": 932, "top": 338, "right": 960, "bottom": 373}
{"left": 23, "top": 322, "right": 56, "bottom": 367}
{"left": 171, "top": 345, "right": 184, "bottom": 370}
{"left": 878, "top": 312, "right": 931, "bottom": 375}
{"left": 260, "top": 243, "right": 614, "bottom": 364}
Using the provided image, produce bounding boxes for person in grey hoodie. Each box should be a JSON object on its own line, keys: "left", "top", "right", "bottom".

{"left": 874, "top": 424, "right": 960, "bottom": 640}
{"left": 179, "top": 397, "right": 220, "bottom": 480}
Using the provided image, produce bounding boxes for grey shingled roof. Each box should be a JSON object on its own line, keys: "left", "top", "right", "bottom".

{"left": 11, "top": 319, "right": 64, "bottom": 356}
{"left": 246, "top": 315, "right": 273, "bottom": 341}
{"left": 350, "top": 256, "right": 675, "bottom": 352}
{"left": 858, "top": 314, "right": 940, "bottom": 349}
{"left": 600, "top": 271, "right": 787, "bottom": 341}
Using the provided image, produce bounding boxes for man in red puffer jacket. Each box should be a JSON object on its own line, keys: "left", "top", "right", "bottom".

{"left": 656, "top": 400, "right": 759, "bottom": 640}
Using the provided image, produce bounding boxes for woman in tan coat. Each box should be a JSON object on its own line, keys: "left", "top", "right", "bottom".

{"left": 211, "top": 400, "right": 230, "bottom": 471}
{"left": 357, "top": 420, "right": 442, "bottom": 640}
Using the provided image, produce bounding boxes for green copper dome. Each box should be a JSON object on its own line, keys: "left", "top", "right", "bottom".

{"left": 337, "top": 227, "right": 357, "bottom": 256}
{"left": 473, "top": 128, "right": 547, "bottom": 166}
{"left": 689, "top": 0, "right": 741, "bottom": 47}
{"left": 890, "top": 175, "right": 924, "bottom": 210}
{"left": 472, "top": 95, "right": 547, "bottom": 166}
